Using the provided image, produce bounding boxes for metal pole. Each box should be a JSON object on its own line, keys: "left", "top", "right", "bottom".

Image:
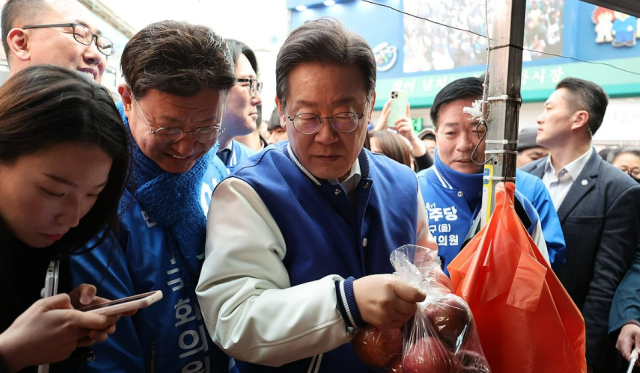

{"left": 480, "top": 0, "right": 527, "bottom": 226}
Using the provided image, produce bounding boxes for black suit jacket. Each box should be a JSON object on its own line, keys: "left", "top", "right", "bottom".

{"left": 522, "top": 150, "right": 640, "bottom": 369}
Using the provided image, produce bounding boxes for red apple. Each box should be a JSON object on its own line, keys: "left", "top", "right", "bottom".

{"left": 403, "top": 336, "right": 454, "bottom": 373}
{"left": 455, "top": 349, "right": 491, "bottom": 373}
{"left": 386, "top": 357, "right": 404, "bottom": 373}
{"left": 352, "top": 325, "right": 403, "bottom": 368}
{"left": 424, "top": 294, "right": 472, "bottom": 349}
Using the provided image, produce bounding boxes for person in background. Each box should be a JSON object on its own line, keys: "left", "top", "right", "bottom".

{"left": 68, "top": 21, "right": 238, "bottom": 373}
{"left": 216, "top": 39, "right": 263, "bottom": 174}
{"left": 522, "top": 77, "right": 640, "bottom": 372}
{"left": 608, "top": 146, "right": 640, "bottom": 183}
{"left": 197, "top": 18, "right": 450, "bottom": 372}
{"left": 417, "top": 76, "right": 565, "bottom": 275}
{"left": 517, "top": 126, "right": 549, "bottom": 168}
{"left": 267, "top": 106, "right": 288, "bottom": 145}
{"left": 0, "top": 65, "right": 130, "bottom": 373}
{"left": 369, "top": 130, "right": 414, "bottom": 170}
{"left": 418, "top": 127, "right": 437, "bottom": 159}
{"left": 2, "top": 0, "right": 109, "bottom": 83}
{"left": 373, "top": 99, "right": 433, "bottom": 171}
{"left": 235, "top": 104, "right": 269, "bottom": 151}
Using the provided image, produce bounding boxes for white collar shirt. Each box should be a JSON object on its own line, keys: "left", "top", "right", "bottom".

{"left": 542, "top": 147, "right": 593, "bottom": 210}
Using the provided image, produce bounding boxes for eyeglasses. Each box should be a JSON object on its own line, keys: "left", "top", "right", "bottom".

{"left": 236, "top": 78, "right": 263, "bottom": 98}
{"left": 132, "top": 97, "right": 224, "bottom": 144}
{"left": 287, "top": 111, "right": 365, "bottom": 135}
{"left": 21, "top": 23, "right": 113, "bottom": 56}
{"left": 623, "top": 168, "right": 640, "bottom": 178}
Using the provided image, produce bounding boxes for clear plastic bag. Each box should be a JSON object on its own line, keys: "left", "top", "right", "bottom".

{"left": 352, "top": 244, "right": 491, "bottom": 373}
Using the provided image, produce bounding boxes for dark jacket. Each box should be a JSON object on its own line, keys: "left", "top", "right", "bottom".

{"left": 522, "top": 150, "right": 640, "bottom": 370}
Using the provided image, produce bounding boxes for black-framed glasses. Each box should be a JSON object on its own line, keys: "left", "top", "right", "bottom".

{"left": 133, "top": 97, "right": 224, "bottom": 144}
{"left": 287, "top": 111, "right": 365, "bottom": 135}
{"left": 236, "top": 78, "right": 263, "bottom": 98}
{"left": 21, "top": 23, "right": 113, "bottom": 56}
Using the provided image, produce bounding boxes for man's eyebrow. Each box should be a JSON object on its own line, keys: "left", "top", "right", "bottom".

{"left": 75, "top": 20, "right": 102, "bottom": 35}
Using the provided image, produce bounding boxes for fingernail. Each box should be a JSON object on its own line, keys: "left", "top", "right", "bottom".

{"left": 81, "top": 294, "right": 91, "bottom": 305}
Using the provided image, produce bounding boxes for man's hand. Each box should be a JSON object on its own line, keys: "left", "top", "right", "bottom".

{"left": 353, "top": 274, "right": 426, "bottom": 329}
{"left": 0, "top": 294, "right": 120, "bottom": 372}
{"left": 616, "top": 323, "right": 640, "bottom": 365}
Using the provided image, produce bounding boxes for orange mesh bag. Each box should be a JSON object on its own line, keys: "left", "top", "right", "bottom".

{"left": 447, "top": 183, "right": 586, "bottom": 373}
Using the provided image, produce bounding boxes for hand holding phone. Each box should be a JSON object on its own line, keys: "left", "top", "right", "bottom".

{"left": 78, "top": 290, "right": 163, "bottom": 316}
{"left": 386, "top": 90, "right": 409, "bottom": 128}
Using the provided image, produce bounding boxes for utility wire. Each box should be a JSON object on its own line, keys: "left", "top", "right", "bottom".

{"left": 362, "top": 0, "right": 640, "bottom": 78}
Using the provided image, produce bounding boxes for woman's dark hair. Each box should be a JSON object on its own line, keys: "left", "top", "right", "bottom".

{"left": 369, "top": 130, "right": 413, "bottom": 169}
{"left": 226, "top": 39, "right": 259, "bottom": 76}
{"left": 0, "top": 64, "right": 130, "bottom": 254}
{"left": 608, "top": 146, "right": 640, "bottom": 164}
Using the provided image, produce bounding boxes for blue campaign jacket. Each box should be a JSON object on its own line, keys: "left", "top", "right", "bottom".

{"left": 223, "top": 139, "right": 256, "bottom": 175}
{"left": 417, "top": 165, "right": 562, "bottom": 275}
{"left": 230, "top": 142, "right": 419, "bottom": 373}
{"left": 69, "top": 105, "right": 235, "bottom": 373}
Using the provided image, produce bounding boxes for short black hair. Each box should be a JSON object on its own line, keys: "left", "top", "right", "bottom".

{"left": 226, "top": 39, "right": 259, "bottom": 76}
{"left": 276, "top": 17, "right": 375, "bottom": 107}
{"left": 556, "top": 77, "right": 608, "bottom": 136}
{"left": 121, "top": 20, "right": 236, "bottom": 99}
{"left": 430, "top": 77, "right": 483, "bottom": 128}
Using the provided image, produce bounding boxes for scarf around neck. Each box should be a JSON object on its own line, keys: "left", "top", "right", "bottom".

{"left": 433, "top": 149, "right": 484, "bottom": 212}
{"left": 118, "top": 103, "right": 209, "bottom": 298}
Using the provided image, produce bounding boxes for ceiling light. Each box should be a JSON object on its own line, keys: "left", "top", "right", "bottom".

{"left": 295, "top": 5, "right": 307, "bottom": 11}
{"left": 324, "top": 0, "right": 336, "bottom": 5}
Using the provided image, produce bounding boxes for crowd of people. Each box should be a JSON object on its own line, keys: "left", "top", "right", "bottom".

{"left": 0, "top": 0, "right": 639, "bottom": 373}
{"left": 403, "top": 0, "right": 564, "bottom": 72}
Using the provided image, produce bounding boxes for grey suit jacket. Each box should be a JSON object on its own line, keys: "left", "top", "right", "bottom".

{"left": 522, "top": 150, "right": 640, "bottom": 369}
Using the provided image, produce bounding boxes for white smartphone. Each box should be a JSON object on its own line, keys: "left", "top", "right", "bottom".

{"left": 79, "top": 290, "right": 163, "bottom": 316}
{"left": 386, "top": 90, "right": 409, "bottom": 128}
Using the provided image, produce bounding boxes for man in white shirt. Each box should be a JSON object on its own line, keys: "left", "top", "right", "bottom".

{"left": 522, "top": 77, "right": 640, "bottom": 373}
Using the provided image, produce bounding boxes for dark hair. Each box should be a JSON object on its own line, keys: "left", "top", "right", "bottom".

{"left": 121, "top": 20, "right": 236, "bottom": 99}
{"left": 268, "top": 107, "right": 281, "bottom": 131}
{"left": 0, "top": 64, "right": 129, "bottom": 253}
{"left": 1, "top": 0, "right": 50, "bottom": 60}
{"left": 608, "top": 146, "right": 640, "bottom": 164}
{"left": 430, "top": 77, "right": 483, "bottom": 128}
{"left": 226, "top": 39, "right": 259, "bottom": 76}
{"left": 556, "top": 77, "right": 608, "bottom": 136}
{"left": 276, "top": 17, "right": 376, "bottom": 107}
{"left": 369, "top": 130, "right": 413, "bottom": 168}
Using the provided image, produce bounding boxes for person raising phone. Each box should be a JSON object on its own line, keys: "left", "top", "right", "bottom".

{"left": 0, "top": 64, "right": 130, "bottom": 373}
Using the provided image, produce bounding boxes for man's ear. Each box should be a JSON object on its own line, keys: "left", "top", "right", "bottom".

{"left": 276, "top": 97, "right": 286, "bottom": 128}
{"left": 7, "top": 28, "right": 30, "bottom": 62}
{"left": 571, "top": 110, "right": 589, "bottom": 132}
{"left": 118, "top": 84, "right": 133, "bottom": 116}
{"left": 367, "top": 92, "right": 377, "bottom": 122}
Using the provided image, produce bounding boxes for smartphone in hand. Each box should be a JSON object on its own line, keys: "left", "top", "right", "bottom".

{"left": 386, "top": 90, "right": 409, "bottom": 128}
{"left": 78, "top": 290, "right": 163, "bottom": 316}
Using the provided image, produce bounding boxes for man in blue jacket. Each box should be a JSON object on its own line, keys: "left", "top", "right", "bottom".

{"left": 416, "top": 77, "right": 565, "bottom": 275}
{"left": 197, "top": 18, "right": 450, "bottom": 373}
{"left": 69, "top": 21, "right": 237, "bottom": 373}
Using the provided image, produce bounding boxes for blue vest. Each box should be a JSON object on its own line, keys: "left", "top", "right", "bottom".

{"left": 224, "top": 139, "right": 257, "bottom": 175}
{"left": 230, "top": 141, "right": 418, "bottom": 373}
{"left": 69, "top": 108, "right": 234, "bottom": 373}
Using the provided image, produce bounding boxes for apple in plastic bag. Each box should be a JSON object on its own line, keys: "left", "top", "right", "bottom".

{"left": 352, "top": 325, "right": 403, "bottom": 368}
{"left": 424, "top": 294, "right": 472, "bottom": 349}
{"left": 456, "top": 349, "right": 491, "bottom": 373}
{"left": 386, "top": 357, "right": 404, "bottom": 373}
{"left": 403, "top": 336, "right": 453, "bottom": 373}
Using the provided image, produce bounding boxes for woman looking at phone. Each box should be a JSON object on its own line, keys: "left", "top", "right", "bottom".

{"left": 0, "top": 65, "right": 130, "bottom": 373}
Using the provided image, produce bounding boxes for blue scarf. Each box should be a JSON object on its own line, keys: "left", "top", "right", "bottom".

{"left": 433, "top": 149, "right": 484, "bottom": 212}
{"left": 119, "top": 103, "right": 208, "bottom": 299}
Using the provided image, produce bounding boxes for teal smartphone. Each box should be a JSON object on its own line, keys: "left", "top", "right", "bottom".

{"left": 387, "top": 90, "right": 409, "bottom": 128}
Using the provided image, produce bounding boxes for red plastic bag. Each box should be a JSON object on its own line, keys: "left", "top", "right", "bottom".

{"left": 447, "top": 183, "right": 586, "bottom": 373}
{"left": 353, "top": 245, "right": 491, "bottom": 373}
